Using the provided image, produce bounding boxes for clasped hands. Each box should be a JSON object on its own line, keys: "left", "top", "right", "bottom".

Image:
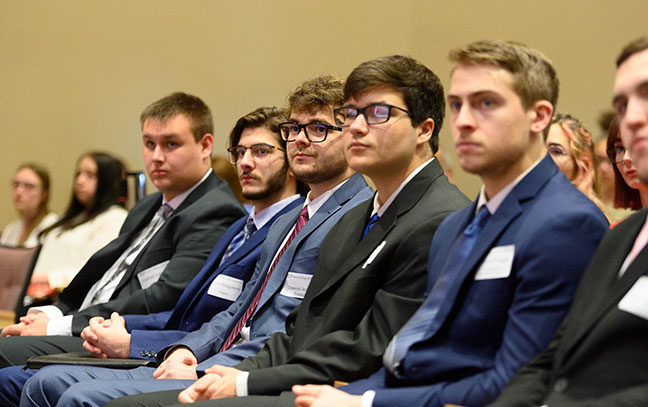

{"left": 0, "top": 310, "right": 49, "bottom": 337}
{"left": 81, "top": 312, "right": 131, "bottom": 358}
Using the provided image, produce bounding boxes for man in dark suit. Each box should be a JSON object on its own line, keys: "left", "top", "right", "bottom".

{"left": 0, "top": 106, "right": 303, "bottom": 407}
{"left": 100, "top": 55, "right": 469, "bottom": 407}
{"left": 19, "top": 76, "right": 373, "bottom": 407}
{"left": 0, "top": 92, "right": 246, "bottom": 365}
{"left": 484, "top": 36, "right": 648, "bottom": 407}
{"left": 291, "top": 41, "right": 609, "bottom": 407}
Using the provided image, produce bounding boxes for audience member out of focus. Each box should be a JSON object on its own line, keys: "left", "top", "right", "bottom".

{"left": 26, "top": 152, "right": 128, "bottom": 304}
{"left": 595, "top": 111, "right": 617, "bottom": 203}
{"left": 1, "top": 164, "right": 58, "bottom": 248}
{"left": 545, "top": 113, "right": 611, "bottom": 220}
{"left": 434, "top": 145, "right": 455, "bottom": 183}
{"left": 607, "top": 115, "right": 648, "bottom": 214}
{"left": 211, "top": 156, "right": 253, "bottom": 212}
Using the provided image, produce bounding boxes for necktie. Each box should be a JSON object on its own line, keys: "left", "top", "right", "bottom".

{"left": 362, "top": 214, "right": 379, "bottom": 238}
{"left": 384, "top": 206, "right": 491, "bottom": 374}
{"left": 89, "top": 203, "right": 173, "bottom": 305}
{"left": 220, "top": 205, "right": 310, "bottom": 351}
{"left": 221, "top": 216, "right": 257, "bottom": 265}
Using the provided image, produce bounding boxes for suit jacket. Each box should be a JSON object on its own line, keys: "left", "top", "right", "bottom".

{"left": 122, "top": 197, "right": 304, "bottom": 359}
{"left": 342, "top": 155, "right": 609, "bottom": 407}
{"left": 236, "top": 159, "right": 470, "bottom": 395}
{"left": 55, "top": 172, "right": 247, "bottom": 335}
{"left": 165, "top": 173, "right": 373, "bottom": 367}
{"left": 491, "top": 208, "right": 648, "bottom": 407}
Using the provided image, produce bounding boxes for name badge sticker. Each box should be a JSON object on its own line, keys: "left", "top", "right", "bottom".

{"left": 280, "top": 272, "right": 313, "bottom": 299}
{"left": 618, "top": 276, "right": 648, "bottom": 321}
{"left": 474, "top": 245, "right": 515, "bottom": 280}
{"left": 207, "top": 274, "right": 244, "bottom": 301}
{"left": 363, "top": 241, "right": 387, "bottom": 269}
{"left": 137, "top": 260, "right": 170, "bottom": 289}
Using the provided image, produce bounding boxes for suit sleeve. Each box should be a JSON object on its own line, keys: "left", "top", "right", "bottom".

{"left": 372, "top": 212, "right": 608, "bottom": 407}
{"left": 124, "top": 311, "right": 172, "bottom": 331}
{"left": 68, "top": 199, "right": 245, "bottom": 335}
{"left": 238, "top": 215, "right": 447, "bottom": 395}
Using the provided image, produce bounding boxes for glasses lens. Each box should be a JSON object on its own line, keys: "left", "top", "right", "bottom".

{"left": 366, "top": 104, "right": 391, "bottom": 124}
{"left": 228, "top": 147, "right": 242, "bottom": 163}
{"left": 251, "top": 144, "right": 273, "bottom": 159}
{"left": 335, "top": 108, "right": 357, "bottom": 127}
{"left": 615, "top": 145, "right": 625, "bottom": 162}
{"left": 306, "top": 124, "right": 328, "bottom": 141}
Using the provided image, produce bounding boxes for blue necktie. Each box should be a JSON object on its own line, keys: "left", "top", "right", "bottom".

{"left": 362, "top": 214, "right": 380, "bottom": 238}
{"left": 221, "top": 216, "right": 256, "bottom": 265}
{"left": 384, "top": 205, "right": 491, "bottom": 375}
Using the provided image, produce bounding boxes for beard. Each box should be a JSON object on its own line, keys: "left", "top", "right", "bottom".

{"left": 290, "top": 151, "right": 348, "bottom": 185}
{"left": 242, "top": 161, "right": 290, "bottom": 201}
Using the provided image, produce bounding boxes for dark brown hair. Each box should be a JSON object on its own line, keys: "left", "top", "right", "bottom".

{"left": 616, "top": 37, "right": 648, "bottom": 67}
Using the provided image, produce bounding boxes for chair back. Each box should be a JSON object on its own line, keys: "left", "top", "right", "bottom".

{"left": 0, "top": 245, "right": 40, "bottom": 313}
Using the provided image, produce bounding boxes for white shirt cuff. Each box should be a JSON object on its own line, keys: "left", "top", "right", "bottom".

{"left": 236, "top": 371, "right": 249, "bottom": 397}
{"left": 362, "top": 390, "right": 376, "bottom": 407}
{"left": 28, "top": 305, "right": 64, "bottom": 320}
{"left": 46, "top": 315, "right": 73, "bottom": 336}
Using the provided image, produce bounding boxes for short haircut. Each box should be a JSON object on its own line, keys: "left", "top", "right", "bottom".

{"left": 287, "top": 75, "right": 345, "bottom": 117}
{"left": 606, "top": 116, "right": 642, "bottom": 210}
{"left": 140, "top": 92, "right": 213, "bottom": 142}
{"left": 616, "top": 37, "right": 648, "bottom": 67}
{"left": 449, "top": 40, "right": 559, "bottom": 109}
{"left": 228, "top": 106, "right": 288, "bottom": 149}
{"left": 344, "top": 55, "right": 445, "bottom": 153}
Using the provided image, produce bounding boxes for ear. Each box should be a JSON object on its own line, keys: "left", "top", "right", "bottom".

{"left": 529, "top": 100, "right": 554, "bottom": 135}
{"left": 416, "top": 118, "right": 434, "bottom": 147}
{"left": 200, "top": 134, "right": 214, "bottom": 159}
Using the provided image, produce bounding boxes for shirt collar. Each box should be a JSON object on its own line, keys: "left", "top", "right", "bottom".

{"left": 250, "top": 194, "right": 301, "bottom": 230}
{"left": 476, "top": 157, "right": 542, "bottom": 215}
{"left": 304, "top": 177, "right": 350, "bottom": 218}
{"left": 371, "top": 158, "right": 434, "bottom": 217}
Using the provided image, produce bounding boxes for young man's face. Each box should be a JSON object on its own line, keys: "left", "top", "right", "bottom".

{"left": 614, "top": 48, "right": 648, "bottom": 184}
{"left": 341, "top": 88, "right": 425, "bottom": 180}
{"left": 142, "top": 114, "right": 212, "bottom": 201}
{"left": 234, "top": 126, "right": 289, "bottom": 204}
{"left": 286, "top": 109, "right": 348, "bottom": 186}
{"left": 448, "top": 64, "right": 538, "bottom": 182}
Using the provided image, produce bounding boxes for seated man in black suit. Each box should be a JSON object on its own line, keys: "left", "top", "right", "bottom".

{"left": 103, "top": 55, "right": 470, "bottom": 407}
{"left": 0, "top": 92, "right": 246, "bottom": 365}
{"left": 487, "top": 36, "right": 648, "bottom": 407}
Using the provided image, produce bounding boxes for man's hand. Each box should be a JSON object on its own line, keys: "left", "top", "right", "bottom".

{"left": 153, "top": 347, "right": 198, "bottom": 380}
{"left": 177, "top": 365, "right": 240, "bottom": 403}
{"left": 18, "top": 314, "right": 49, "bottom": 336}
{"left": 1, "top": 311, "right": 47, "bottom": 337}
{"left": 81, "top": 313, "right": 131, "bottom": 358}
{"left": 1, "top": 322, "right": 25, "bottom": 337}
{"left": 293, "top": 385, "right": 363, "bottom": 407}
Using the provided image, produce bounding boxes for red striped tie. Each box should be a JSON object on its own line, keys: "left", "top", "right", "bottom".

{"left": 220, "top": 205, "right": 310, "bottom": 352}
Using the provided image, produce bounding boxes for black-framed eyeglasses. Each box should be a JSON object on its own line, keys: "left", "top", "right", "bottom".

{"left": 333, "top": 103, "right": 413, "bottom": 127}
{"left": 227, "top": 143, "right": 285, "bottom": 164}
{"left": 278, "top": 122, "right": 342, "bottom": 143}
{"left": 607, "top": 144, "right": 626, "bottom": 164}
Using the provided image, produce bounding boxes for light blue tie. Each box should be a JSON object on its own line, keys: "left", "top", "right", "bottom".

{"left": 221, "top": 216, "right": 256, "bottom": 265}
{"left": 384, "top": 205, "right": 491, "bottom": 375}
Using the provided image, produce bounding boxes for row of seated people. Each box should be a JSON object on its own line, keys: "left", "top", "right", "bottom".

{"left": 0, "top": 37, "right": 644, "bottom": 407}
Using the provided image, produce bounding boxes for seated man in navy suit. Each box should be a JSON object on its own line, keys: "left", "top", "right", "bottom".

{"left": 98, "top": 55, "right": 470, "bottom": 407}
{"left": 20, "top": 76, "right": 374, "bottom": 407}
{"left": 291, "top": 40, "right": 609, "bottom": 407}
{"left": 0, "top": 105, "right": 303, "bottom": 406}
{"left": 0, "top": 92, "right": 245, "bottom": 359}
{"left": 487, "top": 37, "right": 648, "bottom": 407}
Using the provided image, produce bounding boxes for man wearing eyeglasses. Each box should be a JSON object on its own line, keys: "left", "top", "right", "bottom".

{"left": 19, "top": 76, "right": 373, "bottom": 407}
{"left": 97, "top": 56, "right": 469, "bottom": 407}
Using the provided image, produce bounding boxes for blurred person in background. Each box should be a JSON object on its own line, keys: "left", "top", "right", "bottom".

{"left": 545, "top": 113, "right": 611, "bottom": 220}
{"left": 26, "top": 152, "right": 128, "bottom": 305}
{"left": 1, "top": 163, "right": 58, "bottom": 248}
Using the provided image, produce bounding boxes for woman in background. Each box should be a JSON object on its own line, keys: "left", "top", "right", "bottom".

{"left": 545, "top": 113, "right": 610, "bottom": 221}
{"left": 1, "top": 164, "right": 58, "bottom": 248}
{"left": 26, "top": 152, "right": 128, "bottom": 303}
{"left": 607, "top": 116, "right": 648, "bottom": 213}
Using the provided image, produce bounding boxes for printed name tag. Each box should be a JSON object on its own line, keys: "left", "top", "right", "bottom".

{"left": 618, "top": 276, "right": 648, "bottom": 321}
{"left": 280, "top": 272, "right": 313, "bottom": 299}
{"left": 137, "top": 260, "right": 170, "bottom": 289}
{"left": 363, "top": 241, "right": 387, "bottom": 269}
{"left": 474, "top": 245, "right": 514, "bottom": 280}
{"left": 207, "top": 274, "right": 244, "bottom": 301}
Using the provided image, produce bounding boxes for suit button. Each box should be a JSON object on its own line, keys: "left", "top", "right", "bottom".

{"left": 140, "top": 350, "right": 147, "bottom": 357}
{"left": 554, "top": 378, "right": 568, "bottom": 393}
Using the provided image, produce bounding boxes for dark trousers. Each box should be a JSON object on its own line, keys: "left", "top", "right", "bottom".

{"left": 0, "top": 336, "right": 84, "bottom": 367}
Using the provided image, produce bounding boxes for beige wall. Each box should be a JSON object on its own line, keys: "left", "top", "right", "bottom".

{"left": 1, "top": 0, "right": 646, "bottom": 228}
